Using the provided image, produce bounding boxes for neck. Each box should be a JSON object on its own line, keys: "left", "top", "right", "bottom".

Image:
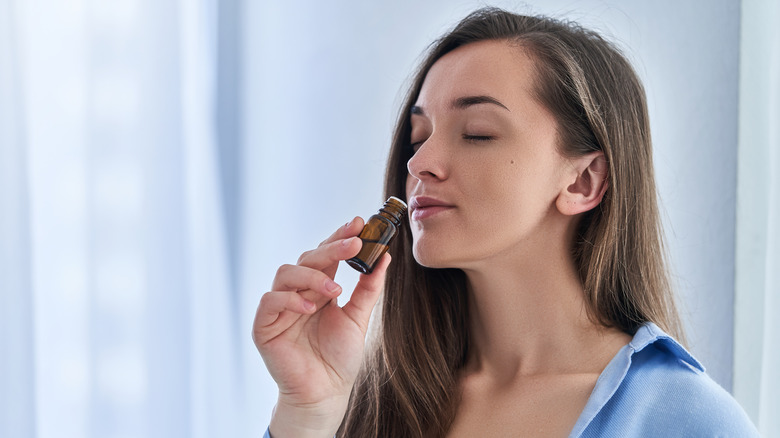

{"left": 460, "top": 222, "right": 627, "bottom": 381}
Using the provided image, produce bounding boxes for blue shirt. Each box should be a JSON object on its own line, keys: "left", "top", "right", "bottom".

{"left": 264, "top": 322, "right": 758, "bottom": 437}
{"left": 572, "top": 322, "right": 758, "bottom": 437}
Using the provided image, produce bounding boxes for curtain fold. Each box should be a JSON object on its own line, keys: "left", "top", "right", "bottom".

{"left": 181, "top": 0, "right": 242, "bottom": 436}
{"left": 0, "top": 1, "right": 35, "bottom": 436}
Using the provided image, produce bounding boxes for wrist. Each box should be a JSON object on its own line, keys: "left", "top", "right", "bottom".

{"left": 269, "top": 397, "right": 349, "bottom": 438}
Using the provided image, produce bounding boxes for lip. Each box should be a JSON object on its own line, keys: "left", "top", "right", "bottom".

{"left": 409, "top": 196, "right": 455, "bottom": 221}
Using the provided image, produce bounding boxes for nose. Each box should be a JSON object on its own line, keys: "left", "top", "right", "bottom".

{"left": 406, "top": 135, "right": 449, "bottom": 182}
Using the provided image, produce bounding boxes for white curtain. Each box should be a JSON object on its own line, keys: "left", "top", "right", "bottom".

{"left": 0, "top": 0, "right": 242, "bottom": 437}
{"left": 734, "top": 0, "right": 780, "bottom": 436}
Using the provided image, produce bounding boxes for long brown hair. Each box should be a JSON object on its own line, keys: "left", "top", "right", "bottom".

{"left": 339, "top": 7, "right": 683, "bottom": 437}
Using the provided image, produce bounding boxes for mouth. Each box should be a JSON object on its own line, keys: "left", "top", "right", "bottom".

{"left": 409, "top": 196, "right": 455, "bottom": 221}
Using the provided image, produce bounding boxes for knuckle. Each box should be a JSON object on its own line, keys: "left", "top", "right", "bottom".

{"left": 259, "top": 291, "right": 274, "bottom": 307}
{"left": 297, "top": 250, "right": 312, "bottom": 264}
{"left": 275, "top": 264, "right": 293, "bottom": 278}
{"left": 328, "top": 238, "right": 346, "bottom": 253}
{"left": 308, "top": 270, "right": 325, "bottom": 286}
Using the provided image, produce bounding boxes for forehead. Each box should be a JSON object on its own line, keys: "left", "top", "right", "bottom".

{"left": 416, "top": 39, "right": 539, "bottom": 110}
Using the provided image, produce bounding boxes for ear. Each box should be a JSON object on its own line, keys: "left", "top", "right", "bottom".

{"left": 556, "top": 151, "right": 608, "bottom": 216}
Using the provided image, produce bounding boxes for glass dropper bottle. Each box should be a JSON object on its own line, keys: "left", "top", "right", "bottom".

{"left": 346, "top": 196, "right": 408, "bottom": 274}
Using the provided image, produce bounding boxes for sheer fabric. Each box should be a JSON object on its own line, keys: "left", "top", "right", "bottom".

{"left": 0, "top": 0, "right": 242, "bottom": 437}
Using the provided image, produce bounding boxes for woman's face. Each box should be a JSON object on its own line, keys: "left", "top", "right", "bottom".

{"left": 405, "top": 39, "right": 571, "bottom": 269}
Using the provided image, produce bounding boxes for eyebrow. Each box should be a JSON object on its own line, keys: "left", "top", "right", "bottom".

{"left": 410, "top": 95, "right": 510, "bottom": 116}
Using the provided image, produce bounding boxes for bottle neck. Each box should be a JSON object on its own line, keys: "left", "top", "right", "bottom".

{"left": 379, "top": 198, "right": 407, "bottom": 226}
{"left": 378, "top": 207, "right": 403, "bottom": 226}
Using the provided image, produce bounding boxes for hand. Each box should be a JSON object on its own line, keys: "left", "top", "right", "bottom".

{"left": 252, "top": 217, "right": 390, "bottom": 437}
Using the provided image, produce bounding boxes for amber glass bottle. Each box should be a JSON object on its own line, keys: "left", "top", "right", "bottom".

{"left": 346, "top": 196, "right": 408, "bottom": 274}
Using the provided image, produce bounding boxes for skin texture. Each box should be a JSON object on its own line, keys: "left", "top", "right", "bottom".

{"left": 405, "top": 40, "right": 627, "bottom": 437}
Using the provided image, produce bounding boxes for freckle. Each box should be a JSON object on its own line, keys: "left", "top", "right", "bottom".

{"left": 510, "top": 160, "right": 515, "bottom": 164}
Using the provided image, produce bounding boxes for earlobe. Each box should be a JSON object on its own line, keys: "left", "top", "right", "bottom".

{"left": 556, "top": 152, "right": 608, "bottom": 216}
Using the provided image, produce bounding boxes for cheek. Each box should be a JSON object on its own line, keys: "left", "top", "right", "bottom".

{"left": 470, "top": 161, "right": 524, "bottom": 209}
{"left": 467, "top": 161, "right": 552, "bottom": 232}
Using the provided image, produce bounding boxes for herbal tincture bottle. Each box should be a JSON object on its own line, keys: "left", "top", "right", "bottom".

{"left": 346, "top": 196, "right": 408, "bottom": 274}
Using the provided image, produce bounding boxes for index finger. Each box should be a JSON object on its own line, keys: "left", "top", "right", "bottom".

{"left": 317, "top": 216, "right": 365, "bottom": 248}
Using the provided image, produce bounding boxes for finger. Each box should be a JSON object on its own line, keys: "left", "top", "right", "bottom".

{"left": 297, "top": 236, "right": 362, "bottom": 271}
{"left": 317, "top": 216, "right": 365, "bottom": 248}
{"left": 271, "top": 264, "right": 343, "bottom": 298}
{"left": 342, "top": 253, "right": 391, "bottom": 331}
{"left": 254, "top": 291, "right": 317, "bottom": 329}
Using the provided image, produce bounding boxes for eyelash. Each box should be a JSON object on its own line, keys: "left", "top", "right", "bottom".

{"left": 407, "top": 134, "right": 494, "bottom": 155}
{"left": 463, "top": 134, "right": 494, "bottom": 142}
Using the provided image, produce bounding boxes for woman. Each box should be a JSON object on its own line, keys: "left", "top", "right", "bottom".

{"left": 253, "top": 8, "right": 758, "bottom": 437}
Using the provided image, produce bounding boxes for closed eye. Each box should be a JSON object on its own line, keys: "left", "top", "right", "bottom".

{"left": 463, "top": 134, "right": 494, "bottom": 142}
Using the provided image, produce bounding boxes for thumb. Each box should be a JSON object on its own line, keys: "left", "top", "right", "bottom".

{"left": 341, "top": 253, "right": 390, "bottom": 332}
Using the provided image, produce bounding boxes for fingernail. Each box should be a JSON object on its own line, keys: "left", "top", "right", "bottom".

{"left": 326, "top": 279, "right": 341, "bottom": 293}
{"left": 303, "top": 299, "right": 316, "bottom": 312}
{"left": 342, "top": 237, "right": 355, "bottom": 247}
{"left": 345, "top": 218, "right": 354, "bottom": 228}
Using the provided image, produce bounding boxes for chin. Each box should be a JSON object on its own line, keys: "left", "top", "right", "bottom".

{"left": 412, "top": 240, "right": 460, "bottom": 269}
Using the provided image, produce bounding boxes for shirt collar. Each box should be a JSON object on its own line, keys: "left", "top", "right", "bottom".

{"left": 629, "top": 322, "right": 703, "bottom": 372}
{"left": 569, "top": 322, "right": 702, "bottom": 437}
